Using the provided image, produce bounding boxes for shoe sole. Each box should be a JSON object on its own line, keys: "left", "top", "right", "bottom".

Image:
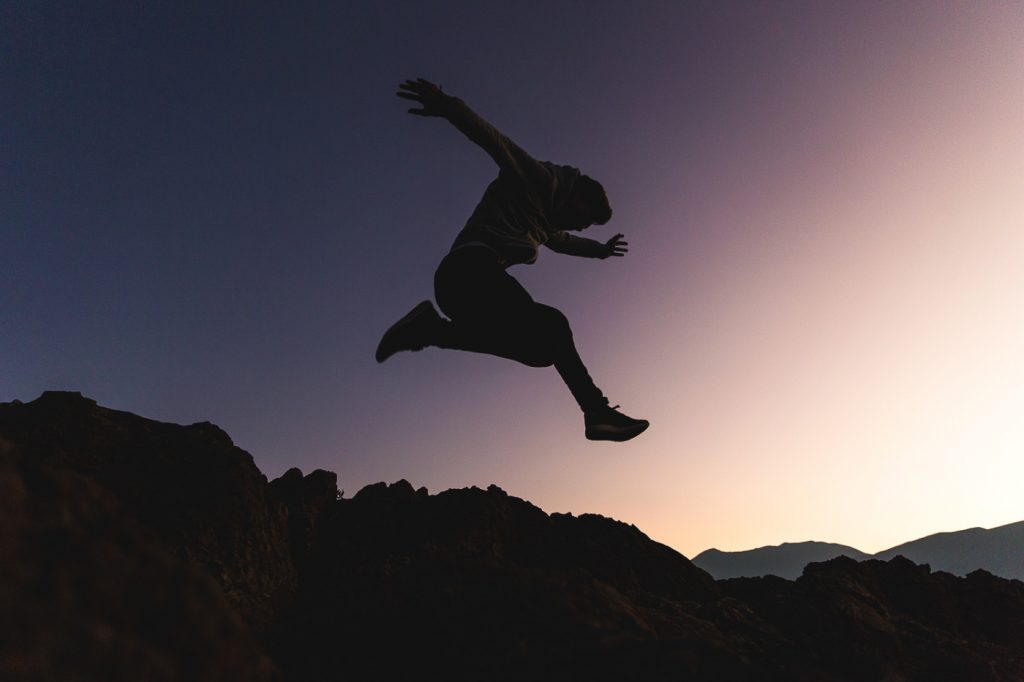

{"left": 586, "top": 421, "right": 650, "bottom": 442}
{"left": 375, "top": 301, "right": 435, "bottom": 363}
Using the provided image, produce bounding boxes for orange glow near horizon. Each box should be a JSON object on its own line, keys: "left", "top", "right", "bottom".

{"left": 602, "top": 7, "right": 1024, "bottom": 556}
{"left": 425, "top": 5, "right": 1024, "bottom": 558}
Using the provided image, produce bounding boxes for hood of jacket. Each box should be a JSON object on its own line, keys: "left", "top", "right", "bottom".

{"left": 542, "top": 161, "right": 582, "bottom": 216}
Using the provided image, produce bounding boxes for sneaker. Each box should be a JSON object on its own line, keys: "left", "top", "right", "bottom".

{"left": 375, "top": 301, "right": 442, "bottom": 363}
{"left": 584, "top": 405, "right": 649, "bottom": 442}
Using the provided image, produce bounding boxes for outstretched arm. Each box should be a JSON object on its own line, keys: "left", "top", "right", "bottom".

{"left": 546, "top": 232, "right": 629, "bottom": 259}
{"left": 397, "top": 78, "right": 548, "bottom": 189}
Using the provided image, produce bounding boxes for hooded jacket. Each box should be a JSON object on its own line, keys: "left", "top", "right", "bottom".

{"left": 444, "top": 98, "right": 608, "bottom": 267}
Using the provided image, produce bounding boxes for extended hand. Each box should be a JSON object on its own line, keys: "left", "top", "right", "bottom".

{"left": 603, "top": 233, "right": 629, "bottom": 258}
{"left": 397, "top": 78, "right": 452, "bottom": 117}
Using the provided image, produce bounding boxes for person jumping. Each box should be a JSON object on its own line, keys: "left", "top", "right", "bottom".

{"left": 376, "top": 78, "right": 649, "bottom": 442}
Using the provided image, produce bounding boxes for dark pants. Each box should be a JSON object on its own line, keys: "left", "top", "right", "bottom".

{"left": 433, "top": 247, "right": 608, "bottom": 413}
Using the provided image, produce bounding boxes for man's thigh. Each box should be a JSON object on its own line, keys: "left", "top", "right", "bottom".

{"left": 461, "top": 301, "right": 566, "bottom": 367}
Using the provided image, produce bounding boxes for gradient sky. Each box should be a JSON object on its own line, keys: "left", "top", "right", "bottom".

{"left": 4, "top": 1, "right": 1023, "bottom": 558}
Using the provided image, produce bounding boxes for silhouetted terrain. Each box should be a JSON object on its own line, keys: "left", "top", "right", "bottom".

{"left": 3, "top": 392, "right": 1024, "bottom": 681}
{"left": 874, "top": 522, "right": 1024, "bottom": 579}
{"left": 694, "top": 542, "right": 871, "bottom": 580}
{"left": 695, "top": 526, "right": 1023, "bottom": 581}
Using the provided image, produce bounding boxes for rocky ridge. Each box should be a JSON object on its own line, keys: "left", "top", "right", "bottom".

{"left": 2, "top": 392, "right": 1023, "bottom": 681}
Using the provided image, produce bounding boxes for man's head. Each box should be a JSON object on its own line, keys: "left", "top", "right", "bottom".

{"left": 559, "top": 174, "right": 612, "bottom": 231}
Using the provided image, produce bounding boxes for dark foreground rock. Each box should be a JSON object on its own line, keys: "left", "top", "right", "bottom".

{"left": 0, "top": 399, "right": 279, "bottom": 681}
{"left": 2, "top": 392, "right": 1023, "bottom": 681}
{"left": 0, "top": 391, "right": 295, "bottom": 629}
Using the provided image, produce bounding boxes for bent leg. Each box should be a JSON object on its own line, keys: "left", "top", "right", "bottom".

{"left": 532, "top": 304, "right": 608, "bottom": 413}
{"left": 433, "top": 248, "right": 607, "bottom": 412}
{"left": 437, "top": 301, "right": 608, "bottom": 413}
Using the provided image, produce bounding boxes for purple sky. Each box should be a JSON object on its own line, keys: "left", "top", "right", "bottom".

{"left": 4, "top": 2, "right": 1022, "bottom": 556}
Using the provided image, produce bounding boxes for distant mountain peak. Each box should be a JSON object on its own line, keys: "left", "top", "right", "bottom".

{"left": 694, "top": 541, "right": 870, "bottom": 580}
{"left": 694, "top": 524, "right": 1024, "bottom": 582}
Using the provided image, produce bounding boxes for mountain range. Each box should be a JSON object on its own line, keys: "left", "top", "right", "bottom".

{"left": 694, "top": 524, "right": 1024, "bottom": 581}
{"left": 2, "top": 391, "right": 1023, "bottom": 681}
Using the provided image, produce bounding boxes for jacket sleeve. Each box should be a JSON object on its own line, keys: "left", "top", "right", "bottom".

{"left": 544, "top": 231, "right": 608, "bottom": 258}
{"left": 444, "top": 97, "right": 550, "bottom": 193}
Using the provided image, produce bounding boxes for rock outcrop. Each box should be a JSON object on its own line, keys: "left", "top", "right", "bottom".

{"left": 2, "top": 392, "right": 1023, "bottom": 681}
{"left": 271, "top": 479, "right": 725, "bottom": 681}
{"left": 0, "top": 391, "right": 295, "bottom": 629}
{"left": 0, "top": 407, "right": 279, "bottom": 680}
{"left": 268, "top": 467, "right": 339, "bottom": 574}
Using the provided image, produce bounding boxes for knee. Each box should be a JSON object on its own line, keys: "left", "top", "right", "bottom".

{"left": 515, "top": 306, "right": 572, "bottom": 367}
{"left": 521, "top": 354, "right": 554, "bottom": 368}
{"left": 535, "top": 305, "right": 572, "bottom": 340}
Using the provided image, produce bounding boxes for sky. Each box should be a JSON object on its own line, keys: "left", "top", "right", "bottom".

{"left": 3, "top": 1, "right": 1023, "bottom": 558}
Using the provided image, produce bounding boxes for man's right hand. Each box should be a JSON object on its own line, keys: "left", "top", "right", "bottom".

{"left": 397, "top": 78, "right": 453, "bottom": 118}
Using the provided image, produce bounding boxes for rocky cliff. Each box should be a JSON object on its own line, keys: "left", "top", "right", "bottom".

{"left": 2, "top": 392, "right": 1023, "bottom": 681}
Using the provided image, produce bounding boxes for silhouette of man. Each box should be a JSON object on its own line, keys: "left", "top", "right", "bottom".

{"left": 376, "top": 78, "right": 649, "bottom": 442}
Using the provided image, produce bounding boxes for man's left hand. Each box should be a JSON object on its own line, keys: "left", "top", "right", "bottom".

{"left": 603, "top": 233, "right": 629, "bottom": 258}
